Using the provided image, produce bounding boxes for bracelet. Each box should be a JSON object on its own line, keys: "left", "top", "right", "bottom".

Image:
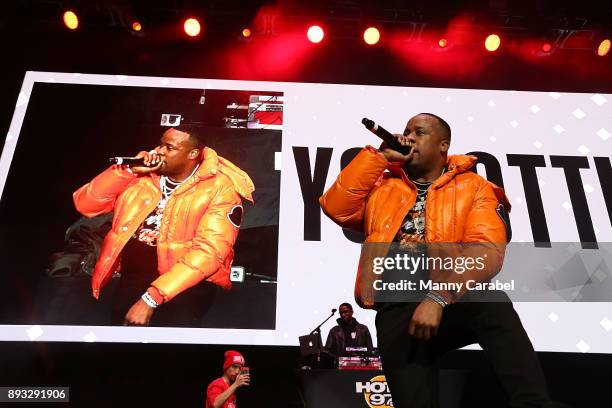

{"left": 428, "top": 290, "right": 448, "bottom": 304}
{"left": 426, "top": 291, "right": 448, "bottom": 308}
{"left": 141, "top": 291, "right": 159, "bottom": 308}
{"left": 426, "top": 293, "right": 446, "bottom": 308}
{"left": 147, "top": 286, "right": 165, "bottom": 305}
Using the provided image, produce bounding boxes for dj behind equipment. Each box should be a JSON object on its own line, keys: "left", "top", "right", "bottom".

{"left": 298, "top": 304, "right": 380, "bottom": 370}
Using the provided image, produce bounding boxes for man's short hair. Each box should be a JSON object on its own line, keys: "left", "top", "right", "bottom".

{"left": 420, "top": 112, "right": 451, "bottom": 142}
{"left": 339, "top": 302, "right": 353, "bottom": 311}
{"left": 172, "top": 124, "right": 205, "bottom": 149}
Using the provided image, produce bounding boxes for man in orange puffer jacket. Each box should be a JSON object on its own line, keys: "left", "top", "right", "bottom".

{"left": 320, "top": 114, "right": 564, "bottom": 407}
{"left": 74, "top": 127, "right": 254, "bottom": 326}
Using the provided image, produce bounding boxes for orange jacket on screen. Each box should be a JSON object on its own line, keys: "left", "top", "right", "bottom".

{"left": 73, "top": 147, "right": 255, "bottom": 302}
{"left": 319, "top": 146, "right": 510, "bottom": 308}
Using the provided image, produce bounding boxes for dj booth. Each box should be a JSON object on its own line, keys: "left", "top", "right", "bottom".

{"left": 297, "top": 369, "right": 467, "bottom": 408}
{"left": 297, "top": 312, "right": 466, "bottom": 407}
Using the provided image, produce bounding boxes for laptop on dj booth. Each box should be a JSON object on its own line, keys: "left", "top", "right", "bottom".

{"left": 298, "top": 333, "right": 322, "bottom": 357}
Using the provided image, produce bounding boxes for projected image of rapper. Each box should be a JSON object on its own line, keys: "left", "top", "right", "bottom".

{"left": 73, "top": 126, "right": 254, "bottom": 326}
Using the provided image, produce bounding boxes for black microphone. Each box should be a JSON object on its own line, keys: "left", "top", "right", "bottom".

{"left": 331, "top": 308, "right": 337, "bottom": 314}
{"left": 362, "top": 117, "right": 412, "bottom": 155}
{"left": 109, "top": 157, "right": 152, "bottom": 167}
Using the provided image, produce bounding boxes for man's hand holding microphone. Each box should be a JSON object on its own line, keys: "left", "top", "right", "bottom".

{"left": 110, "top": 149, "right": 163, "bottom": 175}
{"left": 361, "top": 117, "right": 414, "bottom": 164}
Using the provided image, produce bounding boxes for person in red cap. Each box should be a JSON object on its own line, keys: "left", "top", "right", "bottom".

{"left": 206, "top": 350, "right": 250, "bottom": 408}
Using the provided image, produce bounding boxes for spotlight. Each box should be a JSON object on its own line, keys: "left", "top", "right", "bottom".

{"left": 63, "top": 10, "right": 79, "bottom": 30}
{"left": 132, "top": 21, "right": 142, "bottom": 32}
{"left": 438, "top": 38, "right": 448, "bottom": 48}
{"left": 541, "top": 42, "right": 552, "bottom": 53}
{"left": 242, "top": 28, "right": 251, "bottom": 38}
{"left": 307, "top": 25, "right": 324, "bottom": 43}
{"left": 597, "top": 39, "right": 611, "bottom": 56}
{"left": 363, "top": 27, "right": 380, "bottom": 45}
{"left": 485, "top": 34, "right": 501, "bottom": 52}
{"left": 183, "top": 18, "right": 201, "bottom": 37}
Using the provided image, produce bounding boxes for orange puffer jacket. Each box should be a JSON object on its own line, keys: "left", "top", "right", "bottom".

{"left": 319, "top": 146, "right": 510, "bottom": 308}
{"left": 73, "top": 147, "right": 255, "bottom": 302}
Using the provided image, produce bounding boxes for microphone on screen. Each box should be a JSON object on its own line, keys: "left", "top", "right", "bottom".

{"left": 109, "top": 157, "right": 150, "bottom": 167}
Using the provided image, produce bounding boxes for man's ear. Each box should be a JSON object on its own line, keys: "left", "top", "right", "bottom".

{"left": 440, "top": 139, "right": 450, "bottom": 153}
{"left": 189, "top": 148, "right": 200, "bottom": 160}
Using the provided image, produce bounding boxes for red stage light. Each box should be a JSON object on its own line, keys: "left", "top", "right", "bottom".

{"left": 132, "top": 21, "right": 142, "bottom": 32}
{"left": 597, "top": 39, "right": 611, "bottom": 56}
{"left": 363, "top": 27, "right": 381, "bottom": 45}
{"left": 183, "top": 18, "right": 201, "bottom": 37}
{"left": 63, "top": 10, "right": 79, "bottom": 30}
{"left": 307, "top": 25, "right": 324, "bottom": 43}
{"left": 541, "top": 42, "right": 552, "bottom": 53}
{"left": 485, "top": 34, "right": 501, "bottom": 52}
{"left": 438, "top": 38, "right": 448, "bottom": 48}
{"left": 242, "top": 28, "right": 251, "bottom": 38}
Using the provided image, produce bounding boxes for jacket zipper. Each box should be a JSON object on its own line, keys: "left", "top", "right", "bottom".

{"left": 107, "top": 189, "right": 162, "bottom": 271}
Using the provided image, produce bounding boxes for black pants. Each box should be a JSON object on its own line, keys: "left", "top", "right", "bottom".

{"left": 110, "top": 273, "right": 218, "bottom": 327}
{"left": 375, "top": 291, "right": 552, "bottom": 408}
{"left": 110, "top": 239, "right": 218, "bottom": 327}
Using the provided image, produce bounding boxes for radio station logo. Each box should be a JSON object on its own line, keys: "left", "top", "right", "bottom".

{"left": 355, "top": 374, "right": 393, "bottom": 407}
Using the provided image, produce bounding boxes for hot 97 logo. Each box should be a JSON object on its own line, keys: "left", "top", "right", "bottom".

{"left": 355, "top": 375, "right": 393, "bottom": 407}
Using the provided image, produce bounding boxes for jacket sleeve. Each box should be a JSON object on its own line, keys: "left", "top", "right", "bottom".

{"left": 73, "top": 166, "right": 137, "bottom": 217}
{"left": 432, "top": 179, "right": 509, "bottom": 301}
{"left": 151, "top": 181, "right": 242, "bottom": 300}
{"left": 319, "top": 146, "right": 388, "bottom": 231}
{"left": 462, "top": 179, "right": 508, "bottom": 280}
{"left": 324, "top": 328, "right": 336, "bottom": 354}
{"left": 463, "top": 179, "right": 508, "bottom": 245}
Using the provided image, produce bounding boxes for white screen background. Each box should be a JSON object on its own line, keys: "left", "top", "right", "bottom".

{"left": 0, "top": 72, "right": 610, "bottom": 354}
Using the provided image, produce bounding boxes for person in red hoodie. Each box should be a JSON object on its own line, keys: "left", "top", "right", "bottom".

{"left": 206, "top": 350, "right": 250, "bottom": 408}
